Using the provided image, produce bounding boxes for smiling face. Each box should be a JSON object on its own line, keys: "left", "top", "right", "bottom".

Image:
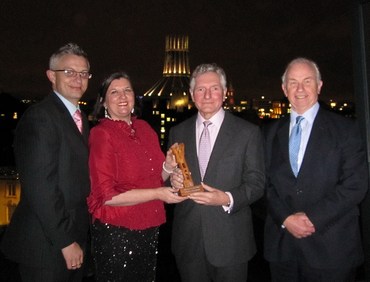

{"left": 46, "top": 54, "right": 90, "bottom": 106}
{"left": 282, "top": 61, "right": 323, "bottom": 114}
{"left": 191, "top": 71, "right": 226, "bottom": 120}
{"left": 104, "top": 78, "right": 135, "bottom": 123}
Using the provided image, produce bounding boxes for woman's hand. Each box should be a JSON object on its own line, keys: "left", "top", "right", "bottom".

{"left": 163, "top": 144, "right": 178, "bottom": 173}
{"left": 170, "top": 167, "right": 184, "bottom": 189}
{"left": 157, "top": 187, "right": 187, "bottom": 204}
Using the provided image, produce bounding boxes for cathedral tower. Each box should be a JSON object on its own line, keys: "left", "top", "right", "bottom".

{"left": 143, "top": 35, "right": 192, "bottom": 111}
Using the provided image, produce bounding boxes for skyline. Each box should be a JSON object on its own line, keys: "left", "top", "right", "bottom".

{"left": 0, "top": 0, "right": 355, "bottom": 102}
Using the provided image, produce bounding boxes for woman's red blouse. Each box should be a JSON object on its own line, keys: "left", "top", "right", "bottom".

{"left": 87, "top": 118, "right": 166, "bottom": 230}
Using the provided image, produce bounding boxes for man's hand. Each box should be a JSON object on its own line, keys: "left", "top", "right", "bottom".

{"left": 188, "top": 183, "right": 230, "bottom": 206}
{"left": 61, "top": 242, "right": 83, "bottom": 270}
{"left": 283, "top": 212, "right": 315, "bottom": 239}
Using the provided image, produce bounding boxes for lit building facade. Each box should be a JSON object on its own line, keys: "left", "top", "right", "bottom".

{"left": 0, "top": 167, "right": 20, "bottom": 226}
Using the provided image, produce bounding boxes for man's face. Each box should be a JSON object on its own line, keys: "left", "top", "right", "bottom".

{"left": 282, "top": 62, "right": 323, "bottom": 114}
{"left": 46, "top": 54, "right": 90, "bottom": 105}
{"left": 191, "top": 72, "right": 226, "bottom": 120}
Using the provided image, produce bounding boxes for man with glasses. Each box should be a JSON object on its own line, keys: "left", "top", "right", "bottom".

{"left": 1, "top": 43, "right": 92, "bottom": 282}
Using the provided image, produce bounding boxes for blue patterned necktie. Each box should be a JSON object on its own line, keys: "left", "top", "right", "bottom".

{"left": 289, "top": 116, "right": 304, "bottom": 177}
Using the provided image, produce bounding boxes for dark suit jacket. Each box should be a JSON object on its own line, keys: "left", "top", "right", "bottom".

{"left": 264, "top": 107, "right": 369, "bottom": 268}
{"left": 1, "top": 92, "right": 90, "bottom": 268}
{"left": 168, "top": 111, "right": 265, "bottom": 267}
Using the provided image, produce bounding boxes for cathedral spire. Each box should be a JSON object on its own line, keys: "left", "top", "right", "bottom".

{"left": 143, "top": 35, "right": 191, "bottom": 111}
{"left": 163, "top": 35, "right": 190, "bottom": 76}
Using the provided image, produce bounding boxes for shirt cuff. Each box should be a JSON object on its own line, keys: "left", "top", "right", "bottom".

{"left": 222, "top": 192, "right": 234, "bottom": 213}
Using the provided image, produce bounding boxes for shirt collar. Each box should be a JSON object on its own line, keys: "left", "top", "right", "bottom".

{"left": 196, "top": 108, "right": 225, "bottom": 128}
{"left": 290, "top": 102, "right": 319, "bottom": 125}
{"left": 54, "top": 91, "right": 80, "bottom": 116}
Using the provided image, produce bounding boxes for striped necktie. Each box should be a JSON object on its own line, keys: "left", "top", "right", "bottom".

{"left": 73, "top": 109, "right": 83, "bottom": 133}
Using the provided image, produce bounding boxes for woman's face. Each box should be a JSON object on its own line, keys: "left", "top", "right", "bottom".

{"left": 104, "top": 78, "right": 135, "bottom": 123}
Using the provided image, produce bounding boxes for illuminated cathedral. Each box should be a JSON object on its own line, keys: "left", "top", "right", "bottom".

{"left": 143, "top": 35, "right": 192, "bottom": 112}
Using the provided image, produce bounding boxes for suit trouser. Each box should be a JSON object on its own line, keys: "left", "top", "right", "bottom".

{"left": 269, "top": 260, "right": 356, "bottom": 282}
{"left": 176, "top": 251, "right": 248, "bottom": 282}
{"left": 19, "top": 263, "right": 85, "bottom": 282}
{"left": 18, "top": 241, "right": 87, "bottom": 282}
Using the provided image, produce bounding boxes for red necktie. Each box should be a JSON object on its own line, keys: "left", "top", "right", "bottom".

{"left": 73, "top": 109, "right": 83, "bottom": 133}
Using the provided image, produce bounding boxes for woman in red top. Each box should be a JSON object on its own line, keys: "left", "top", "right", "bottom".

{"left": 87, "top": 72, "right": 184, "bottom": 281}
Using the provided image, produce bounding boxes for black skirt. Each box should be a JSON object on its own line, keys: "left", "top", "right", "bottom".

{"left": 91, "top": 220, "right": 159, "bottom": 282}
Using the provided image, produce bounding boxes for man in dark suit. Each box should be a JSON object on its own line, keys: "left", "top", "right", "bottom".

{"left": 1, "top": 43, "right": 91, "bottom": 282}
{"left": 168, "top": 63, "right": 265, "bottom": 282}
{"left": 264, "top": 57, "right": 369, "bottom": 281}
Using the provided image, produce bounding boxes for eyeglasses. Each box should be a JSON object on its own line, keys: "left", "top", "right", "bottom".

{"left": 52, "top": 69, "right": 92, "bottom": 79}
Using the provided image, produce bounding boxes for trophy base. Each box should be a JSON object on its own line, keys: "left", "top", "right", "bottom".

{"left": 178, "top": 185, "right": 204, "bottom": 197}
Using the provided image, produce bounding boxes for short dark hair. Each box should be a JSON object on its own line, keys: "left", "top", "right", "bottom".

{"left": 49, "top": 43, "right": 90, "bottom": 70}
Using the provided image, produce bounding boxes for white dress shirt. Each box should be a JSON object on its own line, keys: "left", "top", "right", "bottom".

{"left": 54, "top": 91, "right": 81, "bottom": 117}
{"left": 195, "top": 108, "right": 234, "bottom": 212}
{"left": 289, "top": 102, "right": 320, "bottom": 172}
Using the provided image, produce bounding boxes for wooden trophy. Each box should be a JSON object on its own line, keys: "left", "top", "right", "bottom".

{"left": 171, "top": 143, "right": 204, "bottom": 197}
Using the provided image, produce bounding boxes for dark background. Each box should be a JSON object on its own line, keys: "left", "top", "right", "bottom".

{"left": 0, "top": 0, "right": 354, "bottom": 102}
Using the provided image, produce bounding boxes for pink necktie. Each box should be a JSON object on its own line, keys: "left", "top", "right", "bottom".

{"left": 73, "top": 109, "right": 83, "bottom": 133}
{"left": 199, "top": 121, "right": 212, "bottom": 179}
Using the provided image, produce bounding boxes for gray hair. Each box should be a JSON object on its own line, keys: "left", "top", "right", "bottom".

{"left": 49, "top": 43, "right": 90, "bottom": 70}
{"left": 189, "top": 63, "right": 227, "bottom": 93}
{"left": 281, "top": 57, "right": 321, "bottom": 84}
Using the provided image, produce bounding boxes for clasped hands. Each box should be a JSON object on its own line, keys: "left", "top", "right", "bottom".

{"left": 283, "top": 212, "right": 316, "bottom": 239}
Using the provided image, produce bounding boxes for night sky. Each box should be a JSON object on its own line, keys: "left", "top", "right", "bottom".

{"left": 0, "top": 0, "right": 355, "bottom": 102}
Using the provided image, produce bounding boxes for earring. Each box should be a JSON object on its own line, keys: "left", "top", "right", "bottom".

{"left": 104, "top": 107, "right": 110, "bottom": 119}
{"left": 131, "top": 108, "right": 134, "bottom": 114}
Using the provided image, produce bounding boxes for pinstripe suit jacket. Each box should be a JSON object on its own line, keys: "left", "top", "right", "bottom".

{"left": 1, "top": 92, "right": 90, "bottom": 268}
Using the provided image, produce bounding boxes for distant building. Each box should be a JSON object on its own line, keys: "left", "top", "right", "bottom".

{"left": 223, "top": 83, "right": 235, "bottom": 109}
{"left": 250, "top": 96, "right": 290, "bottom": 119}
{"left": 143, "top": 35, "right": 193, "bottom": 112}
{"left": 0, "top": 167, "right": 20, "bottom": 226}
{"left": 327, "top": 99, "right": 356, "bottom": 118}
{"left": 0, "top": 92, "right": 28, "bottom": 166}
{"left": 141, "top": 35, "right": 196, "bottom": 149}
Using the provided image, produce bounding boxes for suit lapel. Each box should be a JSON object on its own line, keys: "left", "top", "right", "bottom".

{"left": 184, "top": 117, "right": 202, "bottom": 183}
{"left": 51, "top": 93, "right": 89, "bottom": 146}
{"left": 298, "top": 110, "right": 330, "bottom": 178}
{"left": 204, "top": 113, "right": 234, "bottom": 179}
{"left": 268, "top": 116, "right": 294, "bottom": 177}
{"left": 275, "top": 117, "right": 290, "bottom": 165}
{"left": 81, "top": 112, "right": 90, "bottom": 143}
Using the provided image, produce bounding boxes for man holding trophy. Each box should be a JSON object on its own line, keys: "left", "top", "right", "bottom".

{"left": 168, "top": 63, "right": 265, "bottom": 282}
